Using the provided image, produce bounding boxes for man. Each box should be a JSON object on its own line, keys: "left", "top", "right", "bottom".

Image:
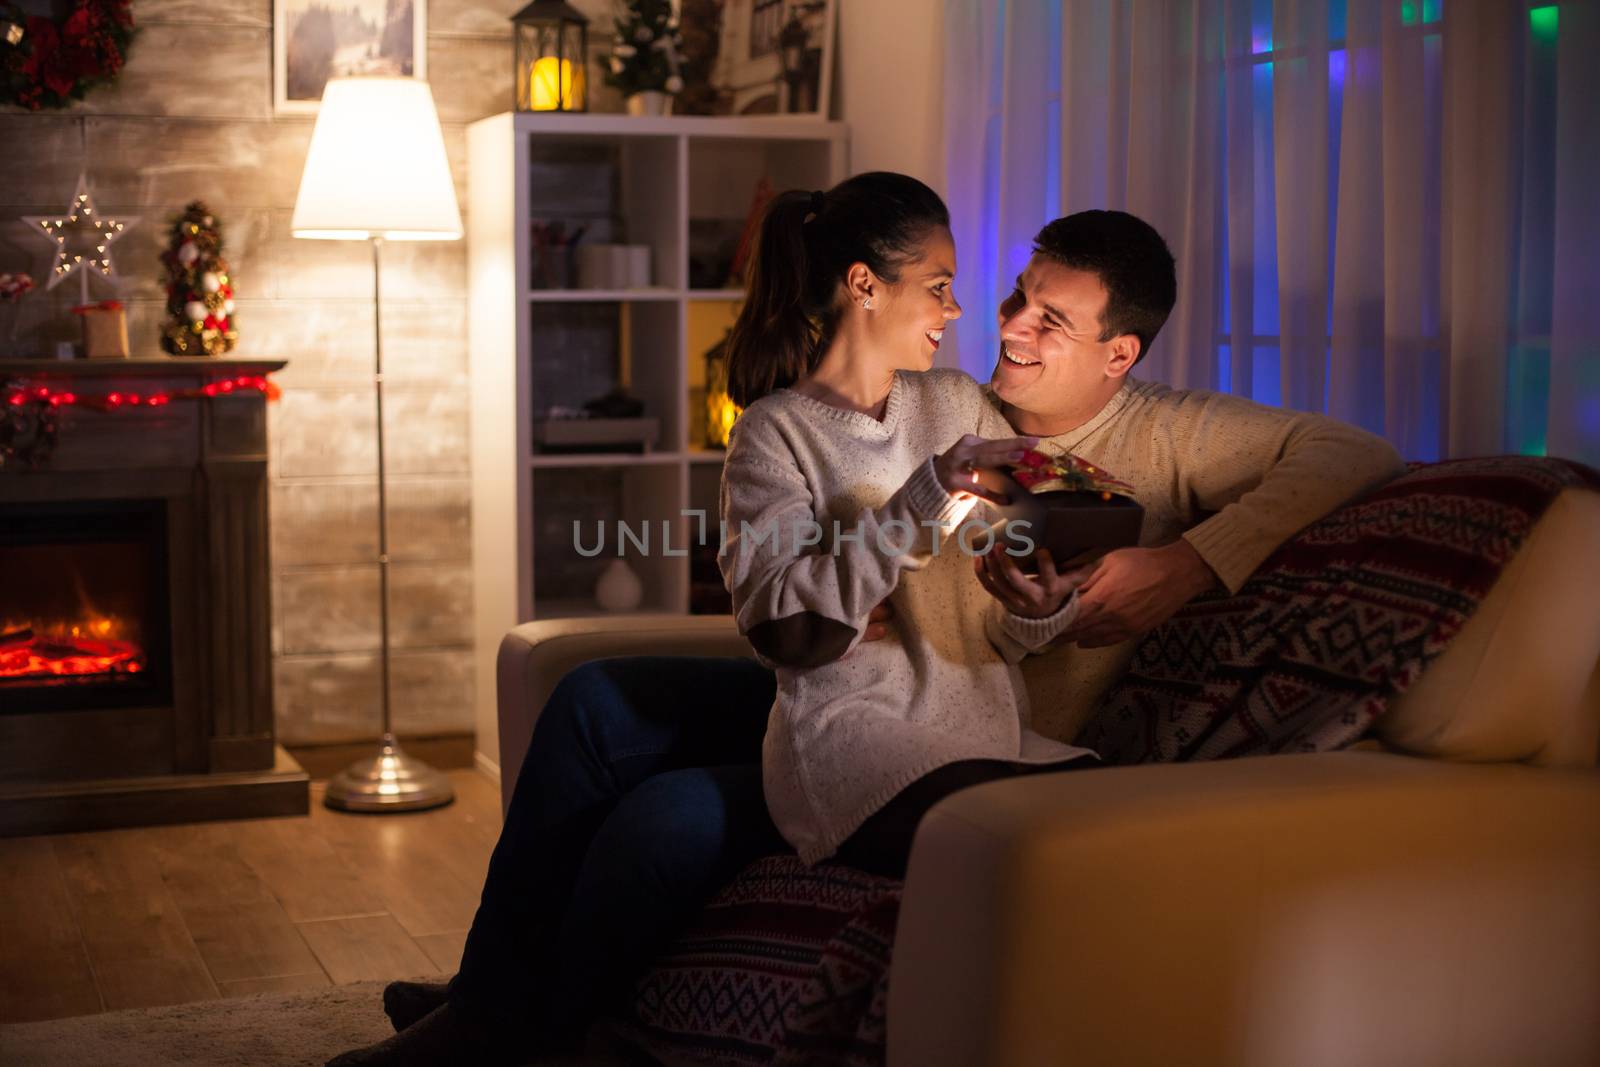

{"left": 332, "top": 211, "right": 1402, "bottom": 1065}
{"left": 977, "top": 210, "right": 1403, "bottom": 743}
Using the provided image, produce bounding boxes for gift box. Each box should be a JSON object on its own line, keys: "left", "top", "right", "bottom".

{"left": 72, "top": 301, "right": 130, "bottom": 359}
{"left": 975, "top": 454, "right": 1144, "bottom": 570}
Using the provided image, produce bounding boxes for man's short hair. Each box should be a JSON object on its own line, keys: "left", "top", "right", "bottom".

{"left": 1032, "top": 210, "right": 1177, "bottom": 364}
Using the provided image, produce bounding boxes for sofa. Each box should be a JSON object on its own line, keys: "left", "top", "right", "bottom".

{"left": 496, "top": 476, "right": 1600, "bottom": 1066}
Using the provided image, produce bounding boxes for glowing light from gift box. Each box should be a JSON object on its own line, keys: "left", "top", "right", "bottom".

{"left": 529, "top": 57, "right": 584, "bottom": 111}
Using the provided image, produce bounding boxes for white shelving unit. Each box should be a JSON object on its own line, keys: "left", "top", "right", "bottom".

{"left": 467, "top": 112, "right": 847, "bottom": 765}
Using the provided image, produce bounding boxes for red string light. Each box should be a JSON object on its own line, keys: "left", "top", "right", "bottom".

{"left": 1, "top": 374, "right": 277, "bottom": 413}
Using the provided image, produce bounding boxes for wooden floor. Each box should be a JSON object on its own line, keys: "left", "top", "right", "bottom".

{"left": 0, "top": 769, "right": 502, "bottom": 1024}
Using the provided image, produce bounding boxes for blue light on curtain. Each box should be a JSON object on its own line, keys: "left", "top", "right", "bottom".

{"left": 943, "top": 0, "right": 1597, "bottom": 463}
{"left": 1249, "top": 58, "right": 1279, "bottom": 407}
{"left": 1044, "top": 0, "right": 1062, "bottom": 220}
{"left": 1509, "top": 4, "right": 1560, "bottom": 456}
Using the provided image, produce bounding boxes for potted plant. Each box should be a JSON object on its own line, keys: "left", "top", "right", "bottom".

{"left": 600, "top": 0, "right": 683, "bottom": 116}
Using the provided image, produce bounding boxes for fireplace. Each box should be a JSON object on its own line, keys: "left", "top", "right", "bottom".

{"left": 2, "top": 499, "right": 173, "bottom": 711}
{"left": 0, "top": 357, "right": 307, "bottom": 835}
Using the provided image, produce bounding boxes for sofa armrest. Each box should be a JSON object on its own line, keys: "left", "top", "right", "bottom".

{"left": 495, "top": 615, "right": 749, "bottom": 811}
{"left": 889, "top": 750, "right": 1600, "bottom": 1067}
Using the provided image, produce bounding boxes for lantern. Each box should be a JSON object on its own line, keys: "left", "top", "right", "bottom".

{"left": 512, "top": 0, "right": 589, "bottom": 112}
{"left": 704, "top": 332, "right": 741, "bottom": 449}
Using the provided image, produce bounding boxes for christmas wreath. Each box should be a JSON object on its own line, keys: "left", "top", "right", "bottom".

{"left": 0, "top": 0, "right": 135, "bottom": 110}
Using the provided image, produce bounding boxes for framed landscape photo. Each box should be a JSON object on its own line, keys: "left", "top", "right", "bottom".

{"left": 679, "top": 0, "right": 836, "bottom": 118}
{"left": 274, "top": 0, "right": 428, "bottom": 114}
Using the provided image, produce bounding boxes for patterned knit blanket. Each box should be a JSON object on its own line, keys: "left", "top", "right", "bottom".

{"left": 1078, "top": 456, "right": 1599, "bottom": 763}
{"left": 625, "top": 456, "right": 1597, "bottom": 1066}
{"left": 623, "top": 856, "right": 900, "bottom": 1067}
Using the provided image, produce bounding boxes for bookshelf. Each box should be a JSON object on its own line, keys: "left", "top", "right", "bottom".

{"left": 467, "top": 111, "right": 848, "bottom": 757}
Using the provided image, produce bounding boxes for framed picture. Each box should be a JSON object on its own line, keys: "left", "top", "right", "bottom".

{"left": 274, "top": 0, "right": 428, "bottom": 114}
{"left": 680, "top": 0, "right": 836, "bottom": 118}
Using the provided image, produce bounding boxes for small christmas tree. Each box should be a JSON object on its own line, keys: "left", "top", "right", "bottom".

{"left": 601, "top": 0, "right": 683, "bottom": 99}
{"left": 159, "top": 201, "right": 238, "bottom": 356}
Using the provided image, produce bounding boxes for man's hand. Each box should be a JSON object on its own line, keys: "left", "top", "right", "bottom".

{"left": 860, "top": 599, "right": 895, "bottom": 642}
{"left": 973, "top": 548, "right": 1077, "bottom": 619}
{"left": 1060, "top": 539, "right": 1218, "bottom": 648}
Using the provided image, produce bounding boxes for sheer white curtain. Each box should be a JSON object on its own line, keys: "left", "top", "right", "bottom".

{"left": 942, "top": 0, "right": 1600, "bottom": 464}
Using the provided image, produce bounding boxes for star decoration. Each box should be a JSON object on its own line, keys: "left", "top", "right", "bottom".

{"left": 23, "top": 175, "right": 140, "bottom": 297}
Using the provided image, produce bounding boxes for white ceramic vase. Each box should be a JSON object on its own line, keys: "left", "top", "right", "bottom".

{"left": 594, "top": 558, "right": 644, "bottom": 612}
{"left": 625, "top": 91, "right": 673, "bottom": 117}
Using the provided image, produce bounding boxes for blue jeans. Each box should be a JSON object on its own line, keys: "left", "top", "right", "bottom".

{"left": 448, "top": 655, "right": 780, "bottom": 1054}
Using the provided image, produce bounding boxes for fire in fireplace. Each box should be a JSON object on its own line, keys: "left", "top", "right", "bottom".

{"left": 0, "top": 499, "right": 171, "bottom": 713}
{"left": 1, "top": 575, "right": 147, "bottom": 683}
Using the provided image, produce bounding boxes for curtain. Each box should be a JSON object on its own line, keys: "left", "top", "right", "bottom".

{"left": 942, "top": 0, "right": 1600, "bottom": 464}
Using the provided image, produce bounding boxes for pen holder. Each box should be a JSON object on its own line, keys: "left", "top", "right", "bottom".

{"left": 531, "top": 242, "right": 575, "bottom": 289}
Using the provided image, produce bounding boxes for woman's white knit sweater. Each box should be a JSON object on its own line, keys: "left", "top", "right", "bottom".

{"left": 719, "top": 368, "right": 1090, "bottom": 864}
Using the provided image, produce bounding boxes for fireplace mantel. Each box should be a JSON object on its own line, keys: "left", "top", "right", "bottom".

{"left": 0, "top": 356, "right": 289, "bottom": 377}
{"left": 0, "top": 355, "right": 307, "bottom": 836}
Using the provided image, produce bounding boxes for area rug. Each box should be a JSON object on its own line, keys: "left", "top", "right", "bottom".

{"left": 0, "top": 978, "right": 636, "bottom": 1067}
{"left": 0, "top": 980, "right": 403, "bottom": 1067}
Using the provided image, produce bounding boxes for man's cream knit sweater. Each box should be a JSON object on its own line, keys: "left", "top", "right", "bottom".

{"left": 985, "top": 377, "right": 1406, "bottom": 744}
{"left": 719, "top": 369, "right": 1090, "bottom": 864}
{"left": 721, "top": 368, "right": 1404, "bottom": 863}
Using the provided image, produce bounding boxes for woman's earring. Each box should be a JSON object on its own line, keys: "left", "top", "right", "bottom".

{"left": 861, "top": 296, "right": 874, "bottom": 310}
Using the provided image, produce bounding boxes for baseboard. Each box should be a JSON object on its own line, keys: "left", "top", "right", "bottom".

{"left": 287, "top": 734, "right": 478, "bottom": 781}
{"left": 0, "top": 745, "right": 310, "bottom": 838}
{"left": 473, "top": 750, "right": 501, "bottom": 789}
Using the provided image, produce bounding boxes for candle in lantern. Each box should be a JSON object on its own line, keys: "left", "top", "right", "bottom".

{"left": 529, "top": 56, "right": 583, "bottom": 110}
{"left": 703, "top": 334, "right": 742, "bottom": 448}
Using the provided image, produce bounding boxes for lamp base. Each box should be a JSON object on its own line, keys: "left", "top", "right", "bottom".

{"left": 323, "top": 734, "right": 455, "bottom": 813}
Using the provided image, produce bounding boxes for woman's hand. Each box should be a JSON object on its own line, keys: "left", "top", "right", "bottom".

{"left": 974, "top": 547, "right": 1077, "bottom": 619}
{"left": 934, "top": 434, "right": 1038, "bottom": 504}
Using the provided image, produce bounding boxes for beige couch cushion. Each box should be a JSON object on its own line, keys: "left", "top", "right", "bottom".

{"left": 496, "top": 615, "right": 754, "bottom": 809}
{"left": 1377, "top": 488, "right": 1600, "bottom": 767}
{"left": 891, "top": 751, "right": 1600, "bottom": 1067}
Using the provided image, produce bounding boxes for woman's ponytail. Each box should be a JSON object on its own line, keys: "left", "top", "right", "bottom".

{"left": 724, "top": 173, "right": 950, "bottom": 410}
{"left": 725, "top": 190, "right": 819, "bottom": 409}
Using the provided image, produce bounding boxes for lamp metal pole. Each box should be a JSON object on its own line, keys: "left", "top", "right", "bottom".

{"left": 323, "top": 236, "right": 454, "bottom": 813}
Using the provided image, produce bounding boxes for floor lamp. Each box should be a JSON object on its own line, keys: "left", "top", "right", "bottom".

{"left": 291, "top": 77, "right": 460, "bottom": 812}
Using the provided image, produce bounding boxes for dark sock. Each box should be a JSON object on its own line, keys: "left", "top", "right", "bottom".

{"left": 325, "top": 1003, "right": 510, "bottom": 1067}
{"left": 382, "top": 979, "right": 451, "bottom": 1033}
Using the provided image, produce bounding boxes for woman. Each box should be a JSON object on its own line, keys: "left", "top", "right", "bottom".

{"left": 328, "top": 172, "right": 1089, "bottom": 1067}
{"left": 329, "top": 655, "right": 782, "bottom": 1067}
{"left": 719, "top": 171, "right": 1098, "bottom": 877}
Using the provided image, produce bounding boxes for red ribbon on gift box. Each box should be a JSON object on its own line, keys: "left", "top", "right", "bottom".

{"left": 69, "top": 301, "right": 126, "bottom": 315}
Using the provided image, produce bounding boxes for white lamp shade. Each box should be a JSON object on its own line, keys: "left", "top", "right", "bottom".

{"left": 291, "top": 77, "right": 463, "bottom": 241}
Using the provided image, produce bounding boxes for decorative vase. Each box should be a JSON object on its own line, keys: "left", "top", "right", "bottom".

{"left": 625, "top": 91, "right": 673, "bottom": 117}
{"left": 594, "top": 558, "right": 644, "bottom": 612}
